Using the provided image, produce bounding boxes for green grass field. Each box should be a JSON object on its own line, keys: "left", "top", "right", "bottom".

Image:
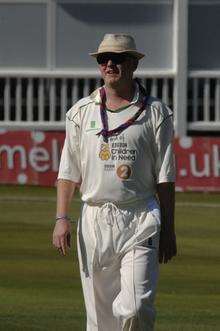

{"left": 0, "top": 185, "right": 220, "bottom": 331}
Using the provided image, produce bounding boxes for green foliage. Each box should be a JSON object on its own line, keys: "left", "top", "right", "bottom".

{"left": 0, "top": 186, "right": 219, "bottom": 330}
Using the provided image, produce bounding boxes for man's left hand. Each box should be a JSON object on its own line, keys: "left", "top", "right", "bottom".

{"left": 159, "top": 228, "right": 177, "bottom": 264}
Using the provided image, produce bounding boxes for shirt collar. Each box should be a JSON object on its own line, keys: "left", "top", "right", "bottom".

{"left": 94, "top": 81, "right": 140, "bottom": 105}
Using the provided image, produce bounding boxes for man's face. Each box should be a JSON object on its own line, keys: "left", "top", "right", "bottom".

{"left": 97, "top": 52, "right": 138, "bottom": 88}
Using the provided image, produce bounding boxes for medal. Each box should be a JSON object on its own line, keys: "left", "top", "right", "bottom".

{"left": 96, "top": 87, "right": 148, "bottom": 143}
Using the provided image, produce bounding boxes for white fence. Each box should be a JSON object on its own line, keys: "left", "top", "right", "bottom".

{"left": 0, "top": 70, "right": 174, "bottom": 131}
{"left": 188, "top": 71, "right": 220, "bottom": 132}
{"left": 0, "top": 70, "right": 220, "bottom": 134}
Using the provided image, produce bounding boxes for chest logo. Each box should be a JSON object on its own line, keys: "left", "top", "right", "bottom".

{"left": 86, "top": 120, "right": 101, "bottom": 132}
{"left": 116, "top": 164, "right": 132, "bottom": 180}
{"left": 99, "top": 143, "right": 111, "bottom": 161}
{"left": 90, "top": 120, "right": 96, "bottom": 128}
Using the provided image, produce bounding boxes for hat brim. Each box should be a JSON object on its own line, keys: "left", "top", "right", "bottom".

{"left": 89, "top": 50, "right": 145, "bottom": 60}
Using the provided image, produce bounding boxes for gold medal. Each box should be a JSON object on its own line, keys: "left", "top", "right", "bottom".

{"left": 99, "top": 143, "right": 111, "bottom": 160}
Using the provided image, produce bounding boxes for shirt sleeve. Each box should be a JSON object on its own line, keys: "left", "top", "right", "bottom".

{"left": 155, "top": 112, "right": 176, "bottom": 184}
{"left": 57, "top": 113, "right": 81, "bottom": 183}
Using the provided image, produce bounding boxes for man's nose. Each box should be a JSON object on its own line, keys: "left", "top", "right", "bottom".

{"left": 106, "top": 59, "right": 115, "bottom": 66}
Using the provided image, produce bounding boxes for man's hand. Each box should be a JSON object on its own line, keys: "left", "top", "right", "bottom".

{"left": 52, "top": 220, "right": 71, "bottom": 256}
{"left": 159, "top": 227, "right": 177, "bottom": 264}
{"left": 157, "top": 182, "right": 177, "bottom": 264}
{"left": 53, "top": 179, "right": 76, "bottom": 256}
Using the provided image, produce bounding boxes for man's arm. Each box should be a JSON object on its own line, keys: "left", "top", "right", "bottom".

{"left": 52, "top": 179, "right": 76, "bottom": 256}
{"left": 157, "top": 182, "right": 177, "bottom": 264}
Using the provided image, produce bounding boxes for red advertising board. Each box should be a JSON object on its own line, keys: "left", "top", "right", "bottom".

{"left": 0, "top": 130, "right": 219, "bottom": 191}
{"left": 175, "top": 137, "right": 220, "bottom": 191}
{"left": 0, "top": 130, "right": 64, "bottom": 187}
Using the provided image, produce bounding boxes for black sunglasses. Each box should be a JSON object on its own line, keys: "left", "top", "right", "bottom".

{"left": 97, "top": 53, "right": 131, "bottom": 65}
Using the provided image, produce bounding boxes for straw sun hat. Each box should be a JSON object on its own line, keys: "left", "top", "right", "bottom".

{"left": 89, "top": 34, "right": 145, "bottom": 60}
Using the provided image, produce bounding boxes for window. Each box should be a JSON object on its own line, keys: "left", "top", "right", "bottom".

{"left": 0, "top": 3, "right": 47, "bottom": 68}
{"left": 56, "top": 1, "right": 173, "bottom": 69}
{"left": 188, "top": 2, "right": 220, "bottom": 69}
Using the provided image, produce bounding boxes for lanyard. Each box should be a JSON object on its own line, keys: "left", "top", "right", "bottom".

{"left": 96, "top": 86, "right": 148, "bottom": 142}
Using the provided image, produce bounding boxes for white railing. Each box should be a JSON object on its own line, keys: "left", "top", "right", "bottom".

{"left": 188, "top": 71, "right": 220, "bottom": 131}
{"left": 1, "top": 70, "right": 219, "bottom": 134}
{"left": 0, "top": 70, "right": 174, "bottom": 131}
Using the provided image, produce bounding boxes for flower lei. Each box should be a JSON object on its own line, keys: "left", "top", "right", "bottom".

{"left": 96, "top": 87, "right": 148, "bottom": 142}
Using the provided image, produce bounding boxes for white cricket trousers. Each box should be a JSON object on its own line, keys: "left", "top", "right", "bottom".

{"left": 77, "top": 198, "right": 161, "bottom": 331}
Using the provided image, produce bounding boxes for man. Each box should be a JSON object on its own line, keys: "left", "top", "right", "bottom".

{"left": 52, "top": 34, "right": 176, "bottom": 331}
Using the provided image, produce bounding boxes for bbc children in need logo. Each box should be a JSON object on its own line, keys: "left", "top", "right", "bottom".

{"left": 98, "top": 135, "right": 137, "bottom": 162}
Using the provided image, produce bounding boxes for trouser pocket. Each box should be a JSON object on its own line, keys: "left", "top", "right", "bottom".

{"left": 146, "top": 198, "right": 161, "bottom": 228}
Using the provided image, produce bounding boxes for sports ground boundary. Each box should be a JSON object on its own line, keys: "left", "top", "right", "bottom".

{"left": 1, "top": 196, "right": 220, "bottom": 208}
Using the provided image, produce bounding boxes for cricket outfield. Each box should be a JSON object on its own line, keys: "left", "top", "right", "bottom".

{"left": 0, "top": 185, "right": 219, "bottom": 331}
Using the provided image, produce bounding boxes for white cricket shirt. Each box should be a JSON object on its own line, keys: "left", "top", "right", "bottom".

{"left": 58, "top": 84, "right": 175, "bottom": 204}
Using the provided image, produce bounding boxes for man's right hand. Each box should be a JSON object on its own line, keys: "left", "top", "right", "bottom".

{"left": 52, "top": 220, "right": 71, "bottom": 256}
